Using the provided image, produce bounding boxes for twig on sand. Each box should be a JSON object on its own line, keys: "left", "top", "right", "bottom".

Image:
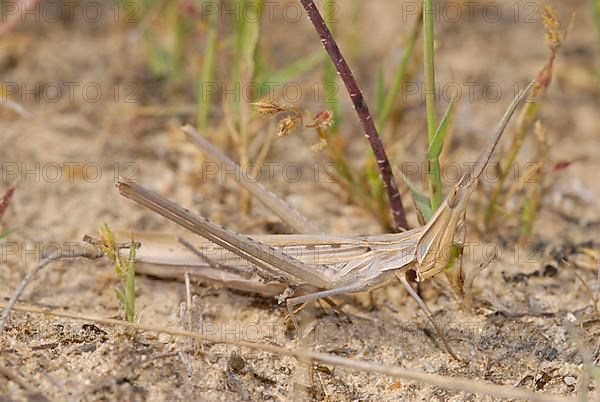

{"left": 0, "top": 364, "right": 49, "bottom": 402}
{"left": 1, "top": 302, "right": 574, "bottom": 402}
{"left": 0, "top": 99, "right": 31, "bottom": 118}
{"left": 0, "top": 246, "right": 103, "bottom": 333}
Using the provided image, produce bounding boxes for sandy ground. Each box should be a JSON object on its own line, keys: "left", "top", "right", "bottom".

{"left": 1, "top": 0, "right": 600, "bottom": 400}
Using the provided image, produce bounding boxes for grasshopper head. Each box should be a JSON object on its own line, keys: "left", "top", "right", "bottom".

{"left": 413, "top": 172, "right": 475, "bottom": 282}
{"left": 448, "top": 172, "right": 478, "bottom": 210}
{"left": 413, "top": 81, "right": 534, "bottom": 282}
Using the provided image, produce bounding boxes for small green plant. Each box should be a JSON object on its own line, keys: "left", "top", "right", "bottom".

{"left": 231, "top": 0, "right": 262, "bottom": 214}
{"left": 99, "top": 224, "right": 137, "bottom": 322}
{"left": 193, "top": 0, "right": 323, "bottom": 215}
{"left": 520, "top": 121, "right": 549, "bottom": 238}
{"left": 138, "top": 1, "right": 193, "bottom": 80}
{"left": 484, "top": 6, "right": 572, "bottom": 231}
{"left": 368, "top": 2, "right": 452, "bottom": 227}
{"left": 269, "top": 5, "right": 424, "bottom": 231}
{"left": 362, "top": 7, "right": 423, "bottom": 228}
{"left": 133, "top": 0, "right": 332, "bottom": 218}
{"left": 253, "top": 99, "right": 404, "bottom": 230}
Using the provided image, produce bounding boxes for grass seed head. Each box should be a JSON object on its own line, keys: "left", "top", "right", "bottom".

{"left": 277, "top": 116, "right": 298, "bottom": 137}
{"left": 311, "top": 110, "right": 335, "bottom": 130}
{"left": 542, "top": 5, "right": 573, "bottom": 51}
{"left": 251, "top": 100, "right": 286, "bottom": 116}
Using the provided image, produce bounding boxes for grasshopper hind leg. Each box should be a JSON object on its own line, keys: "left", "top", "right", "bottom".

{"left": 396, "top": 273, "right": 462, "bottom": 361}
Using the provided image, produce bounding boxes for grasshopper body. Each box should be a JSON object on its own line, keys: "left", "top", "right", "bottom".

{"left": 116, "top": 82, "right": 534, "bottom": 357}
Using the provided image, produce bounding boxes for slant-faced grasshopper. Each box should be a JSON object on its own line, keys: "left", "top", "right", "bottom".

{"left": 115, "top": 82, "right": 534, "bottom": 359}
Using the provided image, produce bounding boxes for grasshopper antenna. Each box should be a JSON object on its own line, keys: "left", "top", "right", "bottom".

{"left": 471, "top": 80, "right": 536, "bottom": 181}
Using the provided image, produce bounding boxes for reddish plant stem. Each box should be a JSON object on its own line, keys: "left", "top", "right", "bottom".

{"left": 298, "top": 0, "right": 409, "bottom": 231}
{"left": 0, "top": 186, "right": 15, "bottom": 221}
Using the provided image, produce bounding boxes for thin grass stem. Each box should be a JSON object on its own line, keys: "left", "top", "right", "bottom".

{"left": 592, "top": 0, "right": 600, "bottom": 89}
{"left": 423, "top": 0, "right": 443, "bottom": 211}
{"left": 197, "top": 10, "right": 217, "bottom": 129}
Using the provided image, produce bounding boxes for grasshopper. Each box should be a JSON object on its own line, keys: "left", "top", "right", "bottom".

{"left": 115, "top": 82, "right": 534, "bottom": 359}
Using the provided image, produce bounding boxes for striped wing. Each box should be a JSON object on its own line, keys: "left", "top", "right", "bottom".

{"left": 114, "top": 231, "right": 373, "bottom": 268}
{"left": 113, "top": 229, "right": 421, "bottom": 291}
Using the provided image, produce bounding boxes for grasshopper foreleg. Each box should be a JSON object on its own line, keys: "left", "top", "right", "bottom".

{"left": 396, "top": 273, "right": 461, "bottom": 361}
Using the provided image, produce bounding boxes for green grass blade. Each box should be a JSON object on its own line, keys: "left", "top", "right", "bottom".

{"left": 258, "top": 51, "right": 324, "bottom": 94}
{"left": 125, "top": 237, "right": 137, "bottom": 322}
{"left": 396, "top": 169, "right": 433, "bottom": 221}
{"left": 365, "top": 161, "right": 386, "bottom": 208}
{"left": 114, "top": 288, "right": 126, "bottom": 307}
{"left": 143, "top": 29, "right": 170, "bottom": 78}
{"left": 376, "top": 7, "right": 422, "bottom": 132}
{"left": 423, "top": 0, "right": 443, "bottom": 212}
{"left": 171, "top": 2, "right": 188, "bottom": 79}
{"left": 229, "top": 0, "right": 247, "bottom": 113}
{"left": 375, "top": 67, "right": 386, "bottom": 114}
{"left": 197, "top": 11, "right": 218, "bottom": 129}
{"left": 593, "top": 0, "right": 600, "bottom": 89}
{"left": 484, "top": 99, "right": 540, "bottom": 227}
{"left": 426, "top": 97, "right": 455, "bottom": 160}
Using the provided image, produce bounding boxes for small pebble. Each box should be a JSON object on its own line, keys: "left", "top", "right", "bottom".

{"left": 564, "top": 376, "right": 576, "bottom": 386}
{"left": 207, "top": 353, "right": 219, "bottom": 364}
{"left": 75, "top": 343, "right": 96, "bottom": 354}
{"left": 228, "top": 353, "right": 246, "bottom": 372}
{"left": 423, "top": 362, "right": 435, "bottom": 373}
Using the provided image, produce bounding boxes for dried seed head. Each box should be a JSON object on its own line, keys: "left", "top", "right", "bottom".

{"left": 277, "top": 117, "right": 298, "bottom": 137}
{"left": 542, "top": 5, "right": 572, "bottom": 50}
{"left": 251, "top": 100, "right": 285, "bottom": 116}
{"left": 542, "top": 6, "right": 560, "bottom": 44}
{"left": 99, "top": 223, "right": 117, "bottom": 261}
{"left": 536, "top": 6, "right": 572, "bottom": 91}
{"left": 312, "top": 110, "right": 334, "bottom": 130}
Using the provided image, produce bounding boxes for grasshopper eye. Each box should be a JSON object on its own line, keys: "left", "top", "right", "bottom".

{"left": 447, "top": 187, "right": 459, "bottom": 208}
